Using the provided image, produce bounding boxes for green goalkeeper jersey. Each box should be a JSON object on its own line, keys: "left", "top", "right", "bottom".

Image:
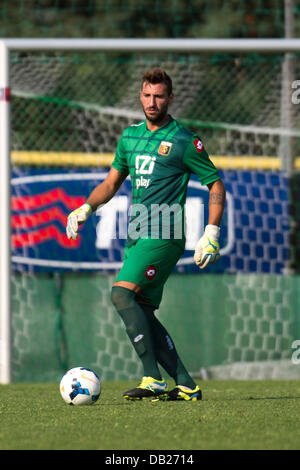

{"left": 112, "top": 115, "right": 220, "bottom": 248}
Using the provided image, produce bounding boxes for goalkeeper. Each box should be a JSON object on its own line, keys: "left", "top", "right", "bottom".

{"left": 66, "top": 68, "right": 226, "bottom": 402}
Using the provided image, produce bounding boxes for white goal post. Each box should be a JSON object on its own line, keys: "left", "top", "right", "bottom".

{"left": 0, "top": 40, "right": 11, "bottom": 384}
{"left": 1, "top": 38, "right": 300, "bottom": 383}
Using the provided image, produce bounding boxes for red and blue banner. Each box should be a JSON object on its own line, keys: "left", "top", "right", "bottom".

{"left": 11, "top": 167, "right": 289, "bottom": 274}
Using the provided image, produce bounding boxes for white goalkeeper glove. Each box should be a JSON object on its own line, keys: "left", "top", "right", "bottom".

{"left": 194, "top": 225, "right": 221, "bottom": 269}
{"left": 66, "top": 203, "right": 92, "bottom": 240}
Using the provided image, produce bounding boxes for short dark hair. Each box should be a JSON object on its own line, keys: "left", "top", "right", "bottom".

{"left": 142, "top": 68, "right": 173, "bottom": 96}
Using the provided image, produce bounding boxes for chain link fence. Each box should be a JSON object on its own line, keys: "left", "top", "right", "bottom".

{"left": 10, "top": 51, "right": 300, "bottom": 161}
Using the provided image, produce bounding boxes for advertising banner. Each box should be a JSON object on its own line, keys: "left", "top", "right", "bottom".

{"left": 11, "top": 167, "right": 288, "bottom": 274}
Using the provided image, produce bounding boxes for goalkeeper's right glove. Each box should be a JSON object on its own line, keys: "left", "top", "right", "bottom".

{"left": 66, "top": 203, "right": 92, "bottom": 240}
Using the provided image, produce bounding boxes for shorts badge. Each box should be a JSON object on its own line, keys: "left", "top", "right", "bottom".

{"left": 145, "top": 266, "right": 157, "bottom": 280}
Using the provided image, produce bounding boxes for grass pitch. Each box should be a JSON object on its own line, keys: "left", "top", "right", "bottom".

{"left": 1, "top": 380, "right": 300, "bottom": 450}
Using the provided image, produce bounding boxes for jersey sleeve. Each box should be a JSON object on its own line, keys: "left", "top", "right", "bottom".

{"left": 183, "top": 137, "right": 220, "bottom": 185}
{"left": 111, "top": 132, "right": 129, "bottom": 176}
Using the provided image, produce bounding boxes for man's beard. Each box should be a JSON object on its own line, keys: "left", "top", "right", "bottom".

{"left": 142, "top": 104, "right": 169, "bottom": 124}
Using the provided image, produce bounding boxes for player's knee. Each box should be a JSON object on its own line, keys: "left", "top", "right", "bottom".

{"left": 111, "top": 285, "right": 135, "bottom": 311}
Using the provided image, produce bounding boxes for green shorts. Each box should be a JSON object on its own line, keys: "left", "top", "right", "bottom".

{"left": 115, "top": 238, "right": 184, "bottom": 308}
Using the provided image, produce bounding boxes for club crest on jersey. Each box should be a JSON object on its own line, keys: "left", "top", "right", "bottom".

{"left": 158, "top": 141, "right": 172, "bottom": 156}
{"left": 145, "top": 265, "right": 157, "bottom": 280}
{"left": 193, "top": 138, "right": 205, "bottom": 153}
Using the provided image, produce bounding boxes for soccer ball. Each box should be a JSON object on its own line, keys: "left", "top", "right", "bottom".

{"left": 60, "top": 367, "right": 101, "bottom": 406}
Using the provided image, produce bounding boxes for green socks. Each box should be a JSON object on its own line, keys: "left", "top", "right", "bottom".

{"left": 141, "top": 304, "right": 196, "bottom": 389}
{"left": 111, "top": 286, "right": 162, "bottom": 380}
{"left": 111, "top": 286, "right": 196, "bottom": 389}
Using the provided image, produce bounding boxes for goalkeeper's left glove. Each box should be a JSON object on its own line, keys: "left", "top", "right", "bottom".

{"left": 194, "top": 225, "right": 220, "bottom": 269}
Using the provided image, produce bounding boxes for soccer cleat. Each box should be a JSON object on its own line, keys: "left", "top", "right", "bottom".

{"left": 166, "top": 385, "right": 202, "bottom": 401}
{"left": 123, "top": 376, "right": 168, "bottom": 400}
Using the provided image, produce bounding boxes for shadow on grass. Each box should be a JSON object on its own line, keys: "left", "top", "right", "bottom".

{"left": 247, "top": 396, "right": 300, "bottom": 400}
{"left": 219, "top": 396, "right": 300, "bottom": 401}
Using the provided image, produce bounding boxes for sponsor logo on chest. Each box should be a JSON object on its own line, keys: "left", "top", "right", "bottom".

{"left": 135, "top": 155, "right": 156, "bottom": 189}
{"left": 136, "top": 175, "right": 151, "bottom": 189}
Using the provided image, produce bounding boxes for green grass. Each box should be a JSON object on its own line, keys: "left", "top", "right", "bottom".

{"left": 1, "top": 380, "right": 300, "bottom": 450}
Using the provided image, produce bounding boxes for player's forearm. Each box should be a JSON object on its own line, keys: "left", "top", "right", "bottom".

{"left": 85, "top": 168, "right": 127, "bottom": 212}
{"left": 86, "top": 180, "right": 118, "bottom": 211}
{"left": 66, "top": 180, "right": 118, "bottom": 240}
{"left": 207, "top": 179, "right": 226, "bottom": 226}
{"left": 194, "top": 179, "right": 225, "bottom": 269}
{"left": 66, "top": 168, "right": 126, "bottom": 240}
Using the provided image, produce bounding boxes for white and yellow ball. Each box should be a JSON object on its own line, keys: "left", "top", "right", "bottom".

{"left": 60, "top": 367, "right": 101, "bottom": 406}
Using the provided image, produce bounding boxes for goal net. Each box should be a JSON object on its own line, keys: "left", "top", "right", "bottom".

{"left": 1, "top": 42, "right": 300, "bottom": 382}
